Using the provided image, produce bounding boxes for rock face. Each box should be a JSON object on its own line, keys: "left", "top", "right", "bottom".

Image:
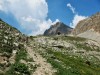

{"left": 44, "top": 22, "right": 73, "bottom": 36}
{"left": 72, "top": 12, "right": 100, "bottom": 43}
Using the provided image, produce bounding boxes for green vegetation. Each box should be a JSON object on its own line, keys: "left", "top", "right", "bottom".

{"left": 5, "top": 43, "right": 31, "bottom": 75}
{"left": 15, "top": 49, "right": 27, "bottom": 62}
{"left": 5, "top": 62, "right": 30, "bottom": 75}
{"left": 44, "top": 48, "right": 100, "bottom": 75}
{"left": 5, "top": 44, "right": 36, "bottom": 75}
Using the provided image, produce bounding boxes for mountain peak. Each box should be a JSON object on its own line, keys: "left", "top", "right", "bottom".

{"left": 44, "top": 22, "right": 73, "bottom": 36}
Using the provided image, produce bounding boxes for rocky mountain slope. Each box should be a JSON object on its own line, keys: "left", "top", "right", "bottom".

{"left": 0, "top": 19, "right": 56, "bottom": 75}
{"left": 44, "top": 22, "right": 73, "bottom": 36}
{"left": 72, "top": 12, "right": 100, "bottom": 43}
{"left": 0, "top": 18, "right": 100, "bottom": 75}
{"left": 0, "top": 19, "right": 31, "bottom": 74}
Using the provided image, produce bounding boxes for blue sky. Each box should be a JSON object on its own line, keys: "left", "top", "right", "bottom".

{"left": 47, "top": 0, "right": 100, "bottom": 26}
{"left": 0, "top": 0, "right": 100, "bottom": 35}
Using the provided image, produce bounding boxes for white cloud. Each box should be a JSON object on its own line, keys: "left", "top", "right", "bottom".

{"left": 0, "top": 0, "right": 59, "bottom": 35}
{"left": 29, "top": 19, "right": 60, "bottom": 35}
{"left": 70, "top": 14, "right": 88, "bottom": 28}
{"left": 0, "top": 0, "right": 4, "bottom": 11}
{"left": 67, "top": 3, "right": 88, "bottom": 28}
{"left": 67, "top": 3, "right": 75, "bottom": 14}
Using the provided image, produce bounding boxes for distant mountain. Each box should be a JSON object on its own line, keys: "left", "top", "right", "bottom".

{"left": 72, "top": 12, "right": 100, "bottom": 43}
{"left": 44, "top": 22, "right": 73, "bottom": 36}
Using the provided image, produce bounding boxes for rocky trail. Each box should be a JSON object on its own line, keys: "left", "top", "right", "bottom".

{"left": 26, "top": 46, "right": 56, "bottom": 75}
